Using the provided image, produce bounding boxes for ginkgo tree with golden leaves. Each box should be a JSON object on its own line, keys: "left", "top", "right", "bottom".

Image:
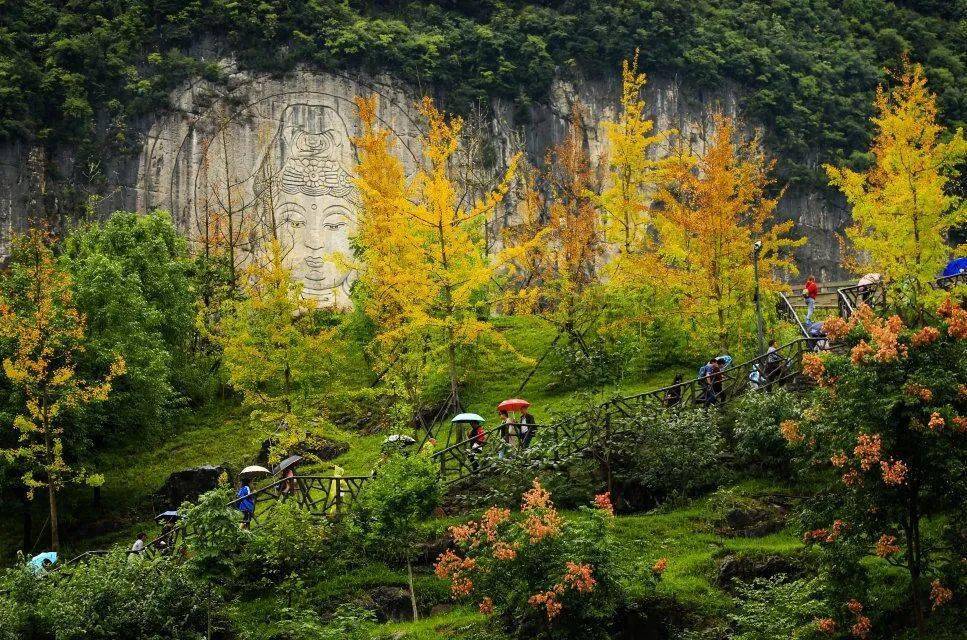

{"left": 652, "top": 116, "right": 804, "bottom": 354}
{"left": 353, "top": 95, "right": 536, "bottom": 411}
{"left": 217, "top": 240, "right": 336, "bottom": 465}
{"left": 544, "top": 102, "right": 605, "bottom": 339}
{"left": 597, "top": 51, "right": 674, "bottom": 260}
{"left": 825, "top": 59, "right": 967, "bottom": 315}
{"left": 0, "top": 230, "right": 125, "bottom": 551}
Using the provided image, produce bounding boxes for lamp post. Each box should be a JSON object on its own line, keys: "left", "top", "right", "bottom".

{"left": 753, "top": 240, "right": 766, "bottom": 356}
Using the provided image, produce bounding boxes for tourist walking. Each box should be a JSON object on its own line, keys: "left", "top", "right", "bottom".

{"left": 237, "top": 482, "right": 255, "bottom": 530}
{"left": 663, "top": 374, "right": 684, "bottom": 407}
{"left": 469, "top": 422, "right": 486, "bottom": 471}
{"left": 764, "top": 339, "right": 783, "bottom": 384}
{"left": 498, "top": 410, "right": 517, "bottom": 456}
{"left": 129, "top": 532, "right": 146, "bottom": 561}
{"left": 698, "top": 359, "right": 718, "bottom": 406}
{"left": 712, "top": 358, "right": 727, "bottom": 404}
{"left": 803, "top": 276, "right": 819, "bottom": 323}
{"left": 520, "top": 409, "right": 537, "bottom": 448}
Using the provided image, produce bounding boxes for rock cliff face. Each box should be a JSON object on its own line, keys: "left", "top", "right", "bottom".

{"left": 0, "top": 64, "right": 849, "bottom": 301}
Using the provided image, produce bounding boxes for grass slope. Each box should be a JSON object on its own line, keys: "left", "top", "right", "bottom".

{"left": 0, "top": 315, "right": 690, "bottom": 559}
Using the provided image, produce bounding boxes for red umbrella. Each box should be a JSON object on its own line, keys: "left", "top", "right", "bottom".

{"left": 497, "top": 398, "right": 530, "bottom": 412}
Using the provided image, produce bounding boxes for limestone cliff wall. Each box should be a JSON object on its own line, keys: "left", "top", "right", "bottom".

{"left": 0, "top": 64, "right": 849, "bottom": 293}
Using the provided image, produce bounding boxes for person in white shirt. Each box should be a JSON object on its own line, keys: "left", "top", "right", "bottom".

{"left": 129, "top": 532, "right": 147, "bottom": 558}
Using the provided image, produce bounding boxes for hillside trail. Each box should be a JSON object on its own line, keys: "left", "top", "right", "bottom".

{"left": 64, "top": 274, "right": 965, "bottom": 566}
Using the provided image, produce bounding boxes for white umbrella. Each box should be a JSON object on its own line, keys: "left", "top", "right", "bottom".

{"left": 239, "top": 465, "right": 270, "bottom": 477}
{"left": 858, "top": 273, "right": 881, "bottom": 286}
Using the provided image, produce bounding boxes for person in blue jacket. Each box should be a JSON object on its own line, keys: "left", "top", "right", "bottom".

{"left": 237, "top": 482, "right": 255, "bottom": 530}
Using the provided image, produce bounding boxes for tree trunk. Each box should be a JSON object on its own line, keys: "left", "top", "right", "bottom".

{"left": 48, "top": 477, "right": 59, "bottom": 551}
{"left": 905, "top": 493, "right": 926, "bottom": 636}
{"left": 407, "top": 557, "right": 419, "bottom": 621}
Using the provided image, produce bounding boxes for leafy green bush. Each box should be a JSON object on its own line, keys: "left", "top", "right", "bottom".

{"left": 63, "top": 210, "right": 197, "bottom": 443}
{"left": 238, "top": 500, "right": 336, "bottom": 591}
{"left": 350, "top": 451, "right": 441, "bottom": 619}
{"left": 609, "top": 403, "right": 728, "bottom": 508}
{"left": 0, "top": 551, "right": 226, "bottom": 640}
{"left": 729, "top": 389, "right": 804, "bottom": 473}
{"left": 728, "top": 575, "right": 828, "bottom": 640}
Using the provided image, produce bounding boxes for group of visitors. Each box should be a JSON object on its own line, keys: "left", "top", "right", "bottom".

{"left": 661, "top": 338, "right": 790, "bottom": 408}
{"left": 499, "top": 409, "right": 537, "bottom": 451}
{"left": 466, "top": 407, "right": 537, "bottom": 470}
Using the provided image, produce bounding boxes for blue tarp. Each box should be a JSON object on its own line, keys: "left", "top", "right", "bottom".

{"left": 942, "top": 257, "right": 967, "bottom": 277}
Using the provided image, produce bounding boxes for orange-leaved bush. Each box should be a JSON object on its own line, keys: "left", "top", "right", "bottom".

{"left": 433, "top": 480, "right": 653, "bottom": 638}
{"left": 791, "top": 300, "right": 966, "bottom": 634}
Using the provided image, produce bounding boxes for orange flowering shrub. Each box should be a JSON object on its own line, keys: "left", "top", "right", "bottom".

{"left": 823, "top": 315, "right": 851, "bottom": 341}
{"left": 911, "top": 326, "right": 939, "bottom": 347}
{"left": 879, "top": 459, "right": 908, "bottom": 486}
{"left": 851, "top": 615, "right": 872, "bottom": 638}
{"left": 434, "top": 480, "right": 636, "bottom": 637}
{"left": 792, "top": 304, "right": 965, "bottom": 633}
{"left": 929, "top": 580, "right": 952, "bottom": 610}
{"left": 853, "top": 433, "right": 882, "bottom": 471}
{"left": 780, "top": 419, "right": 805, "bottom": 444}
{"left": 802, "top": 353, "right": 827, "bottom": 383}
{"left": 593, "top": 492, "right": 614, "bottom": 516}
{"left": 874, "top": 534, "right": 900, "bottom": 557}
{"left": 850, "top": 340, "right": 874, "bottom": 364}
{"left": 903, "top": 382, "right": 933, "bottom": 402}
{"left": 816, "top": 617, "right": 838, "bottom": 634}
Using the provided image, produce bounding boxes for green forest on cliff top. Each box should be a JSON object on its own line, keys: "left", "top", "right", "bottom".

{"left": 1, "top": 0, "right": 965, "bottom": 186}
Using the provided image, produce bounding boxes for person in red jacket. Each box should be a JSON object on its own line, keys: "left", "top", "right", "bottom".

{"left": 803, "top": 276, "right": 820, "bottom": 323}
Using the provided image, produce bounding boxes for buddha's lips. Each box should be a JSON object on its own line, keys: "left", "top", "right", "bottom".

{"left": 305, "top": 256, "right": 327, "bottom": 269}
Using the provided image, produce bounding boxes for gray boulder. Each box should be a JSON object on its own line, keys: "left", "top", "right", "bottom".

{"left": 154, "top": 465, "right": 231, "bottom": 509}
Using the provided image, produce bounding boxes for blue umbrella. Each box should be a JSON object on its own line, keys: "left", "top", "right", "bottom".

{"left": 28, "top": 551, "right": 57, "bottom": 572}
{"left": 715, "top": 355, "right": 733, "bottom": 368}
{"left": 942, "top": 257, "right": 967, "bottom": 277}
{"left": 451, "top": 413, "right": 485, "bottom": 423}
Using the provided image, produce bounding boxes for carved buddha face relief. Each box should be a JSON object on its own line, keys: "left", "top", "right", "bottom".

{"left": 263, "top": 103, "right": 357, "bottom": 307}
{"left": 277, "top": 202, "right": 352, "bottom": 303}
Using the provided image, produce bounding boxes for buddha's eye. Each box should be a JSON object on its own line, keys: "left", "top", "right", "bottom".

{"left": 279, "top": 206, "right": 307, "bottom": 229}
{"left": 323, "top": 221, "right": 347, "bottom": 231}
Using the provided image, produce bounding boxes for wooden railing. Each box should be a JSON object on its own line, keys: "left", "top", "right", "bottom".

{"left": 431, "top": 337, "right": 824, "bottom": 486}
{"left": 931, "top": 272, "right": 967, "bottom": 291}
{"left": 837, "top": 281, "right": 886, "bottom": 318}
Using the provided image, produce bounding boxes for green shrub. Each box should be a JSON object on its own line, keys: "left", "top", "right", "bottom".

{"left": 729, "top": 389, "right": 804, "bottom": 473}
{"left": 609, "top": 403, "right": 728, "bottom": 508}
{"left": 0, "top": 552, "right": 227, "bottom": 640}
{"left": 728, "top": 575, "right": 828, "bottom": 640}
{"left": 350, "top": 452, "right": 441, "bottom": 619}
{"left": 239, "top": 500, "right": 336, "bottom": 590}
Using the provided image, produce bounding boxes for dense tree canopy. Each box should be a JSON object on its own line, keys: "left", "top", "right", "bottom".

{"left": 0, "top": 1, "right": 964, "bottom": 188}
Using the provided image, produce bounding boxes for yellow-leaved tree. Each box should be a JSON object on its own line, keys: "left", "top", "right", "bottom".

{"left": 652, "top": 116, "right": 804, "bottom": 354}
{"left": 598, "top": 51, "right": 674, "bottom": 259}
{"left": 217, "top": 240, "right": 335, "bottom": 464}
{"left": 353, "top": 95, "right": 533, "bottom": 412}
{"left": 825, "top": 60, "right": 967, "bottom": 313}
{"left": 0, "top": 230, "right": 125, "bottom": 550}
{"left": 544, "top": 102, "right": 604, "bottom": 338}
